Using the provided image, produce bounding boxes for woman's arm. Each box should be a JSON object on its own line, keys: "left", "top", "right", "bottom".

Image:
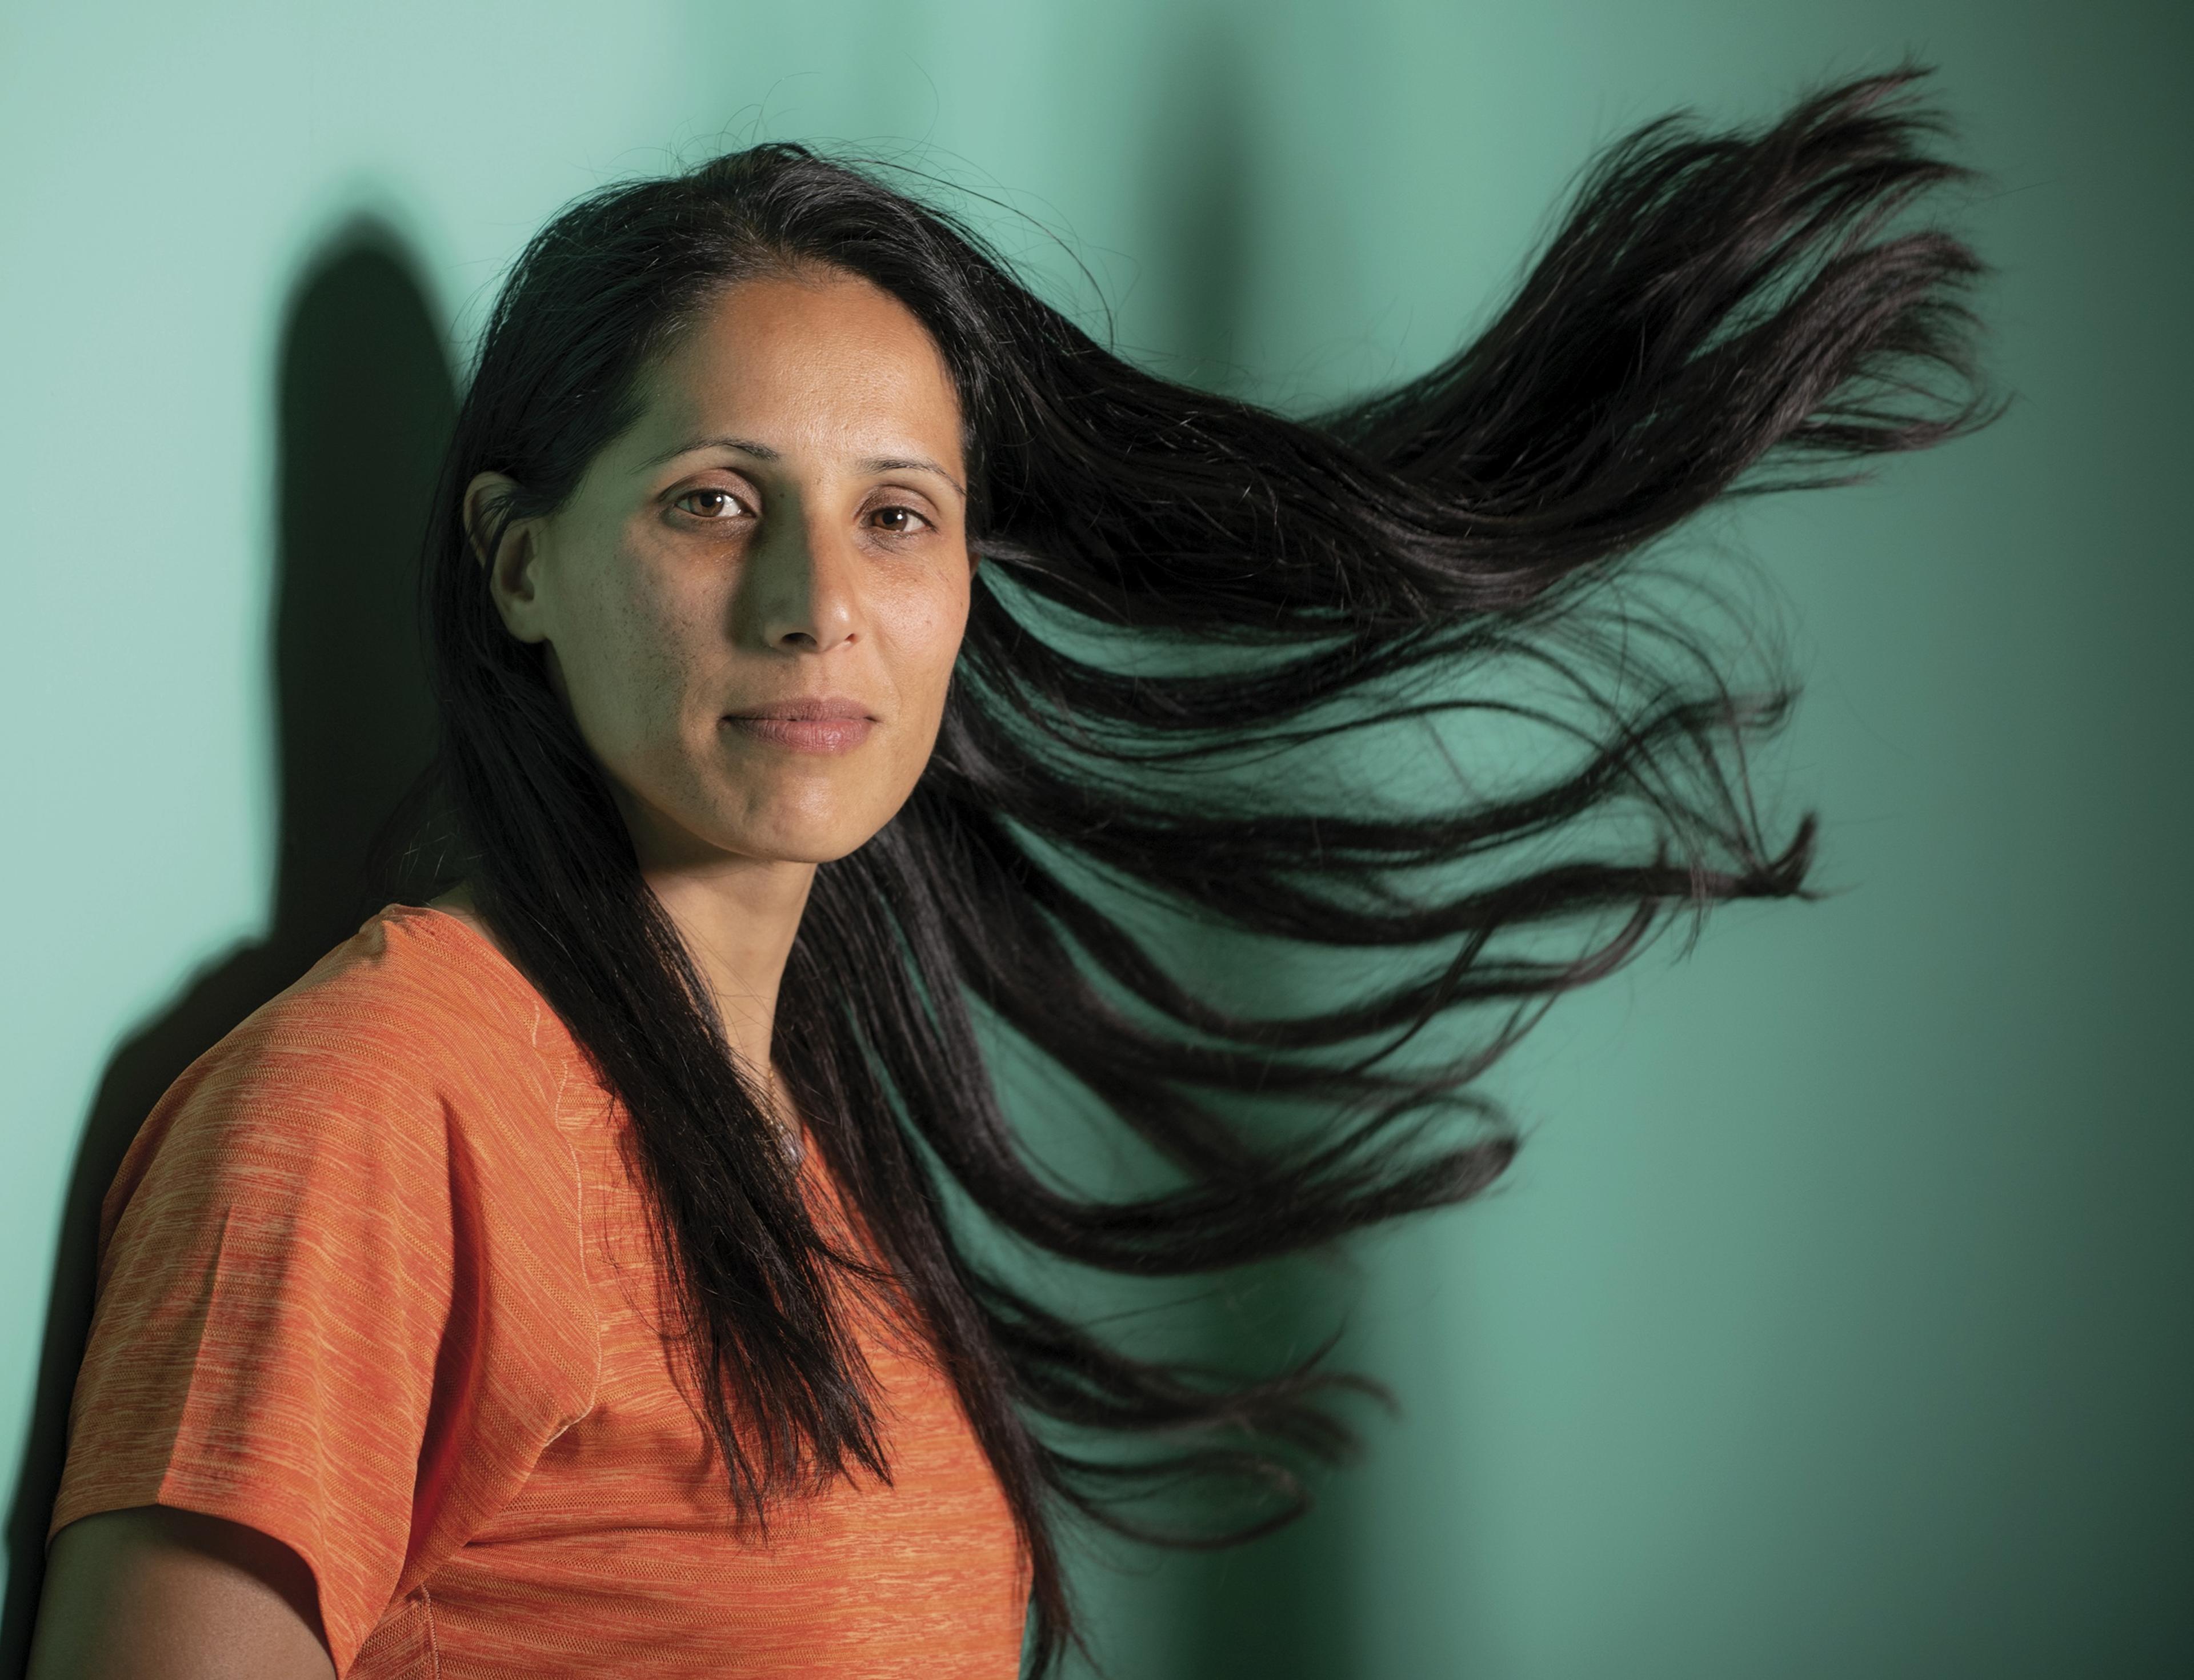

{"left": 27, "top": 1507, "right": 335, "bottom": 1680}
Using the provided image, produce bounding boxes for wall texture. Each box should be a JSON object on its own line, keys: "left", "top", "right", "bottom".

{"left": 3, "top": 2, "right": 2186, "bottom": 1675}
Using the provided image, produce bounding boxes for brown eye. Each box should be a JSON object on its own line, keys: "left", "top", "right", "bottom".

{"left": 675, "top": 488, "right": 746, "bottom": 519}
{"left": 868, "top": 504, "right": 931, "bottom": 536}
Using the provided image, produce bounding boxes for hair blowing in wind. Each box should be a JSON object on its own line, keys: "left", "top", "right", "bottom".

{"left": 411, "top": 68, "right": 1989, "bottom": 1673}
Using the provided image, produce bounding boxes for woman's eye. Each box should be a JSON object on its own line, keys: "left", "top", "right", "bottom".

{"left": 868, "top": 504, "right": 931, "bottom": 536}
{"left": 675, "top": 488, "right": 746, "bottom": 519}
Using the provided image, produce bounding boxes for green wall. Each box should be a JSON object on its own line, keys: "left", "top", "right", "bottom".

{"left": 3, "top": 2, "right": 2186, "bottom": 1674}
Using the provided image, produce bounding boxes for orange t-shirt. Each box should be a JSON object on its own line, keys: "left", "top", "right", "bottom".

{"left": 53, "top": 905, "right": 1028, "bottom": 1677}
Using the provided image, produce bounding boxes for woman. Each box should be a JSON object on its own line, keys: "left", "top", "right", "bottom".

{"left": 29, "top": 69, "right": 1987, "bottom": 1679}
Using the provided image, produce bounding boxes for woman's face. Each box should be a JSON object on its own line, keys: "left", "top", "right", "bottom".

{"left": 473, "top": 270, "right": 973, "bottom": 871}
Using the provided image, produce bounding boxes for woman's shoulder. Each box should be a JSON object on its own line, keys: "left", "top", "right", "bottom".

{"left": 201, "top": 902, "right": 571, "bottom": 1106}
{"left": 105, "top": 905, "right": 583, "bottom": 1238}
{"left": 265, "top": 901, "right": 558, "bottom": 1064}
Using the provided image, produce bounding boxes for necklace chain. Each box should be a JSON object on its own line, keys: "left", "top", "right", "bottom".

{"left": 759, "top": 1064, "right": 802, "bottom": 1162}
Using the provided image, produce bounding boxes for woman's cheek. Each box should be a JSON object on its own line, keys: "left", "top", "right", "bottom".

{"left": 563, "top": 605, "right": 700, "bottom": 800}
{"left": 890, "top": 568, "right": 970, "bottom": 679}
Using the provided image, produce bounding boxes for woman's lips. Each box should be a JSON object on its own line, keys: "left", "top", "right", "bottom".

{"left": 721, "top": 700, "right": 877, "bottom": 754}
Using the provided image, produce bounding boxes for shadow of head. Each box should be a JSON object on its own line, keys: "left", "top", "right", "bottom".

{"left": 2, "top": 223, "right": 455, "bottom": 1673}
{"left": 272, "top": 227, "right": 453, "bottom": 968}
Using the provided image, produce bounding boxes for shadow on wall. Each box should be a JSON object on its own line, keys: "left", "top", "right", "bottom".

{"left": 1, "top": 227, "right": 455, "bottom": 1673}
{"left": 1135, "top": 5, "right": 1255, "bottom": 396}
{"left": 1116, "top": 14, "right": 1361, "bottom": 1680}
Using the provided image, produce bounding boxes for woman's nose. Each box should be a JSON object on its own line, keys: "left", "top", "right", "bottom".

{"left": 742, "top": 504, "right": 858, "bottom": 653}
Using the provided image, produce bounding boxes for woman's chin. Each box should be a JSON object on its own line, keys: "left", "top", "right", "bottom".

{"left": 699, "top": 808, "right": 898, "bottom": 870}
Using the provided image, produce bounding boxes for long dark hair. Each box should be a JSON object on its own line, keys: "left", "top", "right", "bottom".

{"left": 421, "top": 68, "right": 1987, "bottom": 1671}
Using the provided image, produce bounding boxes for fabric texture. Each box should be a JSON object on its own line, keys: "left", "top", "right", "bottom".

{"left": 53, "top": 905, "right": 1028, "bottom": 1677}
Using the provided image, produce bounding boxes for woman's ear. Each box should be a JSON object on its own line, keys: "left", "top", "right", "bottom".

{"left": 465, "top": 471, "right": 552, "bottom": 645}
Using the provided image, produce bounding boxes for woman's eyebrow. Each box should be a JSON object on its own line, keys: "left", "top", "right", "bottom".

{"left": 641, "top": 434, "right": 781, "bottom": 468}
{"left": 859, "top": 456, "right": 966, "bottom": 496}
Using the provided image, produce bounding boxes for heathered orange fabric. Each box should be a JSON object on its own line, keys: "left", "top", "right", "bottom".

{"left": 53, "top": 905, "right": 1028, "bottom": 1678}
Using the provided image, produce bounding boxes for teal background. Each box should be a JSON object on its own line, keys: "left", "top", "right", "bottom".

{"left": 3, "top": 2, "right": 2188, "bottom": 1675}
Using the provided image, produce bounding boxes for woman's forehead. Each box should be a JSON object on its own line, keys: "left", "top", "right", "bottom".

{"left": 630, "top": 274, "right": 963, "bottom": 467}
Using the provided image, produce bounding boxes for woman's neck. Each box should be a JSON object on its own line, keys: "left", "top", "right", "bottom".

{"left": 601, "top": 780, "right": 821, "bottom": 1086}
{"left": 639, "top": 852, "right": 816, "bottom": 1084}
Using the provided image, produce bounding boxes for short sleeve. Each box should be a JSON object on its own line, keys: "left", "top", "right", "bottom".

{"left": 53, "top": 913, "right": 603, "bottom": 1675}
{"left": 51, "top": 1009, "right": 463, "bottom": 1669}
